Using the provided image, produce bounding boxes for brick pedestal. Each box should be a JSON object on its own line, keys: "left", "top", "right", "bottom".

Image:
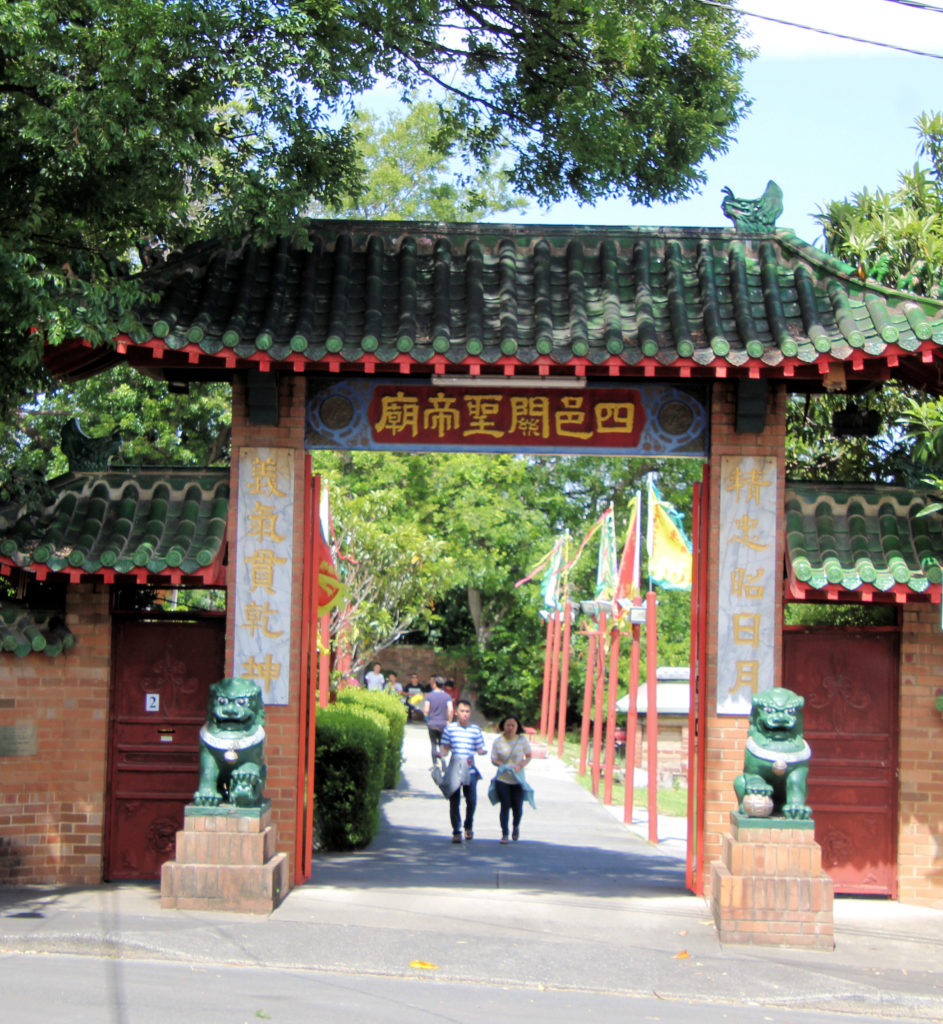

{"left": 161, "top": 801, "right": 289, "bottom": 914}
{"left": 710, "top": 812, "right": 834, "bottom": 949}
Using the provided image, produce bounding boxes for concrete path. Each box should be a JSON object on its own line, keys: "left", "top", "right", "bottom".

{"left": 2, "top": 722, "right": 943, "bottom": 1019}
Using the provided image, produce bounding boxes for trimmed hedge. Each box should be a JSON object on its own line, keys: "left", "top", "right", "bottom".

{"left": 336, "top": 688, "right": 407, "bottom": 789}
{"left": 314, "top": 703, "right": 388, "bottom": 850}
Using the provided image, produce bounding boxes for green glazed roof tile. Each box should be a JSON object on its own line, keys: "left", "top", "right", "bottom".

{"left": 0, "top": 469, "right": 229, "bottom": 583}
{"left": 67, "top": 222, "right": 943, "bottom": 383}
{"left": 785, "top": 484, "right": 943, "bottom": 598}
{"left": 0, "top": 601, "right": 76, "bottom": 657}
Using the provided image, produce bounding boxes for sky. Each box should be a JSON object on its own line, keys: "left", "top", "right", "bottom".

{"left": 496, "top": 0, "right": 943, "bottom": 246}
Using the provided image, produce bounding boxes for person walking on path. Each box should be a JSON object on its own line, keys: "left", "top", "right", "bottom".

{"left": 489, "top": 714, "right": 534, "bottom": 843}
{"left": 422, "top": 676, "right": 453, "bottom": 765}
{"left": 364, "top": 662, "right": 385, "bottom": 691}
{"left": 438, "top": 699, "right": 486, "bottom": 843}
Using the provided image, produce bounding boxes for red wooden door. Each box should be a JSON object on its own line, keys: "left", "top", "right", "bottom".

{"left": 783, "top": 628, "right": 898, "bottom": 896}
{"left": 105, "top": 617, "right": 224, "bottom": 880}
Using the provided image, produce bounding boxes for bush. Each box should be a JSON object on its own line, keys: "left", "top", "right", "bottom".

{"left": 336, "top": 688, "right": 407, "bottom": 788}
{"left": 314, "top": 704, "right": 387, "bottom": 850}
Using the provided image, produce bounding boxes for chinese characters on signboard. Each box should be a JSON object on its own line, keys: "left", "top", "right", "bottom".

{"left": 370, "top": 386, "right": 642, "bottom": 448}
{"left": 716, "top": 455, "right": 778, "bottom": 715}
{"left": 233, "top": 448, "right": 294, "bottom": 705}
{"left": 306, "top": 378, "right": 709, "bottom": 456}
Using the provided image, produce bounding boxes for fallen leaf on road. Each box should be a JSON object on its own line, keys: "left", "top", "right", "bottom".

{"left": 409, "top": 960, "right": 440, "bottom": 970}
{"left": 673, "top": 950, "right": 690, "bottom": 959}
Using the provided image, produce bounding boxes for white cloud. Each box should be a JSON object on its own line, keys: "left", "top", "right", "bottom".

{"left": 734, "top": 0, "right": 943, "bottom": 59}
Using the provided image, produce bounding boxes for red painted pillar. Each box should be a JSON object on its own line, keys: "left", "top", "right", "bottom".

{"left": 646, "top": 590, "right": 659, "bottom": 843}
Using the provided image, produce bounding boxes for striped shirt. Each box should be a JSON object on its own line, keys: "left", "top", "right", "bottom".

{"left": 440, "top": 721, "right": 486, "bottom": 778}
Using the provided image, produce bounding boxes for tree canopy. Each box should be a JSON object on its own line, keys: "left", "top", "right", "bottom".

{"left": 797, "top": 112, "right": 943, "bottom": 489}
{"left": 1, "top": 0, "right": 752, "bottom": 415}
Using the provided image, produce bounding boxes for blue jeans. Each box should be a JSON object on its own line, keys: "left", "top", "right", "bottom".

{"left": 494, "top": 779, "right": 525, "bottom": 835}
{"left": 449, "top": 778, "right": 478, "bottom": 834}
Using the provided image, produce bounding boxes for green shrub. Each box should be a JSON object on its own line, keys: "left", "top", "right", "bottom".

{"left": 314, "top": 704, "right": 387, "bottom": 850}
{"left": 336, "top": 688, "right": 407, "bottom": 788}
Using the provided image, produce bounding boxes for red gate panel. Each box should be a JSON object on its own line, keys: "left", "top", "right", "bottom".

{"left": 784, "top": 628, "right": 898, "bottom": 896}
{"left": 105, "top": 617, "right": 224, "bottom": 880}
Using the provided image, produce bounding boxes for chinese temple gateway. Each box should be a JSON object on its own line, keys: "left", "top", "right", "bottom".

{"left": 4, "top": 216, "right": 943, "bottom": 905}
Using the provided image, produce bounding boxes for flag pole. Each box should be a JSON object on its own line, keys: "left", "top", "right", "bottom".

{"left": 578, "top": 613, "right": 598, "bottom": 775}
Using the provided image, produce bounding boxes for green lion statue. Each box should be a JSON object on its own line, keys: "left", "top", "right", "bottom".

{"left": 193, "top": 677, "right": 267, "bottom": 808}
{"left": 734, "top": 687, "right": 812, "bottom": 820}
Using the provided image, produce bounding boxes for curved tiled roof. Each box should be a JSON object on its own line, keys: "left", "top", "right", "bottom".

{"left": 785, "top": 484, "right": 943, "bottom": 602}
{"left": 83, "top": 221, "right": 943, "bottom": 387}
{"left": 0, "top": 469, "right": 229, "bottom": 585}
{"left": 0, "top": 603, "right": 76, "bottom": 657}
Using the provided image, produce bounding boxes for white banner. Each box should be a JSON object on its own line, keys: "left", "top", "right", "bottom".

{"left": 716, "top": 455, "right": 778, "bottom": 715}
{"left": 233, "top": 448, "right": 294, "bottom": 705}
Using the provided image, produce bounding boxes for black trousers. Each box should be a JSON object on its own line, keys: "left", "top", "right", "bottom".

{"left": 494, "top": 778, "right": 524, "bottom": 834}
{"left": 448, "top": 779, "right": 478, "bottom": 833}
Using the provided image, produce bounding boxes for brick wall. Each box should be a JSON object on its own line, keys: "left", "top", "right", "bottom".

{"left": 701, "top": 381, "right": 787, "bottom": 894}
{"left": 229, "top": 372, "right": 307, "bottom": 885}
{"left": 898, "top": 603, "right": 943, "bottom": 906}
{"left": 0, "top": 584, "right": 111, "bottom": 884}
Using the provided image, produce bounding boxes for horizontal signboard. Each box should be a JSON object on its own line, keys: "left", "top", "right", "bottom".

{"left": 305, "top": 378, "right": 708, "bottom": 457}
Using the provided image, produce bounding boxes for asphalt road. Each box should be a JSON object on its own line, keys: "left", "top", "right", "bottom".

{"left": 1, "top": 953, "right": 936, "bottom": 1024}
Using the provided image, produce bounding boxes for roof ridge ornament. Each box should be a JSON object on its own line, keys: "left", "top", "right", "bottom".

{"left": 721, "top": 180, "right": 784, "bottom": 232}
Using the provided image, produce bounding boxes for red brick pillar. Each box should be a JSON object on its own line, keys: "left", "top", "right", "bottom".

{"left": 701, "top": 381, "right": 787, "bottom": 894}
{"left": 227, "top": 372, "right": 308, "bottom": 887}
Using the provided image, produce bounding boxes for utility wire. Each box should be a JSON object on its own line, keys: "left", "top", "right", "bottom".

{"left": 696, "top": 0, "right": 943, "bottom": 60}
{"left": 880, "top": 0, "right": 943, "bottom": 15}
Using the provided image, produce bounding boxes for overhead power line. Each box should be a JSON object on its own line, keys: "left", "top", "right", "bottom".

{"left": 696, "top": 0, "right": 943, "bottom": 60}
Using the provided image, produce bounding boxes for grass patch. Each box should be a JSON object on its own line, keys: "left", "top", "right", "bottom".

{"left": 556, "top": 733, "right": 688, "bottom": 817}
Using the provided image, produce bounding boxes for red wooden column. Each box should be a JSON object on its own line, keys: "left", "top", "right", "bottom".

{"left": 546, "top": 610, "right": 562, "bottom": 748}
{"left": 556, "top": 603, "right": 573, "bottom": 757}
{"left": 602, "top": 620, "right": 621, "bottom": 806}
{"left": 578, "top": 616, "right": 599, "bottom": 775}
{"left": 623, "top": 604, "right": 642, "bottom": 824}
{"left": 590, "top": 610, "right": 608, "bottom": 796}
{"left": 645, "top": 590, "right": 659, "bottom": 843}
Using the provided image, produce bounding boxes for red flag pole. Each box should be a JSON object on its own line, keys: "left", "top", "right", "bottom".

{"left": 623, "top": 602, "right": 642, "bottom": 824}
{"left": 545, "top": 610, "right": 562, "bottom": 747}
{"left": 556, "top": 603, "right": 573, "bottom": 758}
{"left": 538, "top": 612, "right": 553, "bottom": 737}
{"left": 578, "top": 618, "right": 598, "bottom": 775}
{"left": 646, "top": 590, "right": 659, "bottom": 843}
{"left": 590, "top": 610, "right": 607, "bottom": 797}
{"left": 602, "top": 619, "right": 621, "bottom": 806}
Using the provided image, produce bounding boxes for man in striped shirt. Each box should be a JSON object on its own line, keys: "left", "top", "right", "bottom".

{"left": 438, "top": 699, "right": 487, "bottom": 843}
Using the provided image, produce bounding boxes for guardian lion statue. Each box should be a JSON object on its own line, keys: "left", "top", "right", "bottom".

{"left": 734, "top": 687, "right": 812, "bottom": 819}
{"left": 193, "top": 677, "right": 267, "bottom": 808}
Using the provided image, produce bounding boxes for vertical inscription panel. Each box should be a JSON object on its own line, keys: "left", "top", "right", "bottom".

{"left": 716, "top": 456, "right": 778, "bottom": 715}
{"left": 233, "top": 447, "right": 294, "bottom": 705}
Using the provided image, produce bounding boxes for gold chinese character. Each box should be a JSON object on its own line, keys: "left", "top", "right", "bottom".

{"left": 555, "top": 395, "right": 593, "bottom": 439}
{"left": 375, "top": 392, "right": 420, "bottom": 437}
{"left": 726, "top": 464, "right": 772, "bottom": 505}
{"left": 240, "top": 653, "right": 282, "bottom": 689}
{"left": 422, "top": 392, "right": 461, "bottom": 438}
{"left": 247, "top": 500, "right": 286, "bottom": 543}
{"left": 730, "top": 567, "right": 765, "bottom": 599}
{"left": 462, "top": 394, "right": 504, "bottom": 438}
{"left": 247, "top": 456, "right": 286, "bottom": 498}
{"left": 594, "top": 402, "right": 635, "bottom": 434}
{"left": 509, "top": 396, "right": 550, "bottom": 438}
{"left": 730, "top": 514, "right": 769, "bottom": 552}
{"left": 244, "top": 549, "right": 287, "bottom": 594}
{"left": 732, "top": 613, "right": 761, "bottom": 646}
{"left": 242, "top": 601, "right": 284, "bottom": 638}
{"left": 731, "top": 660, "right": 760, "bottom": 697}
